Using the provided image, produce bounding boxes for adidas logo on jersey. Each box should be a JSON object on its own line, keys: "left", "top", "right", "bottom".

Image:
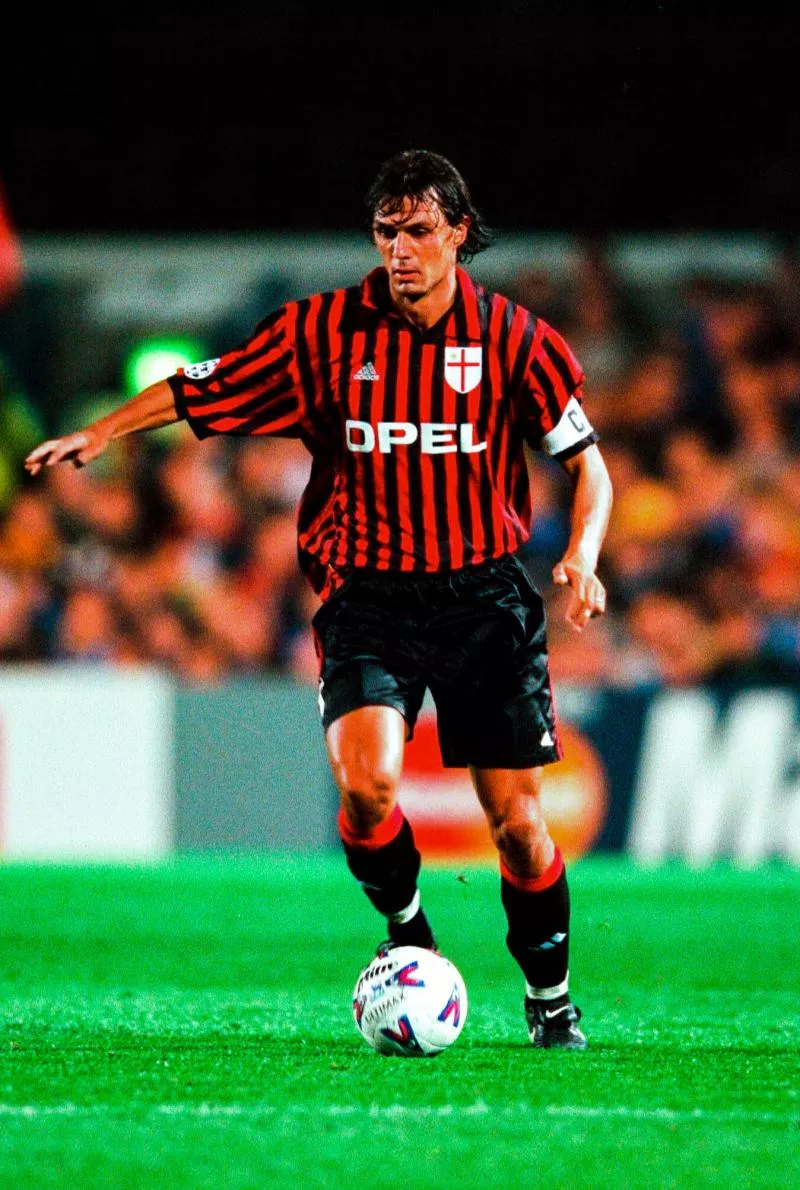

{"left": 353, "top": 362, "right": 380, "bottom": 381}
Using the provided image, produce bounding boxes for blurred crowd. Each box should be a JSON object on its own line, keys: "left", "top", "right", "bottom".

{"left": 1, "top": 237, "right": 799, "bottom": 689}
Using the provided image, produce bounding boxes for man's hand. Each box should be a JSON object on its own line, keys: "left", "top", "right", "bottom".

{"left": 25, "top": 428, "right": 111, "bottom": 476}
{"left": 552, "top": 552, "right": 607, "bottom": 632}
{"left": 24, "top": 380, "right": 182, "bottom": 478}
{"left": 554, "top": 445, "right": 612, "bottom": 632}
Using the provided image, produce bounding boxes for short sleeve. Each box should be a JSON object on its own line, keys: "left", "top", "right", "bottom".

{"left": 519, "top": 322, "right": 599, "bottom": 460}
{"left": 167, "top": 306, "right": 304, "bottom": 440}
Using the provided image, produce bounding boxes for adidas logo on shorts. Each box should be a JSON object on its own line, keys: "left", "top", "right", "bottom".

{"left": 353, "top": 362, "right": 380, "bottom": 381}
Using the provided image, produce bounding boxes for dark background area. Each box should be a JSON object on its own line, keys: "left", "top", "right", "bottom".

{"left": 1, "top": 3, "right": 798, "bottom": 233}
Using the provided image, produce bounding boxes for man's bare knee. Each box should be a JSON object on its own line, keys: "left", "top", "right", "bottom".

{"left": 336, "top": 767, "right": 398, "bottom": 834}
{"left": 493, "top": 813, "right": 554, "bottom": 875}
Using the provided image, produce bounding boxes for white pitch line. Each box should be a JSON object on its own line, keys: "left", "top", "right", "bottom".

{"left": 0, "top": 1103, "right": 794, "bottom": 1125}
{"left": 543, "top": 1105, "right": 796, "bottom": 1125}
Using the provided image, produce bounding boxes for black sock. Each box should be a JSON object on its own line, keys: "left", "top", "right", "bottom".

{"left": 338, "top": 808, "right": 435, "bottom": 948}
{"left": 501, "top": 850, "right": 570, "bottom": 993}
{"left": 338, "top": 805, "right": 423, "bottom": 911}
{"left": 387, "top": 905, "right": 436, "bottom": 949}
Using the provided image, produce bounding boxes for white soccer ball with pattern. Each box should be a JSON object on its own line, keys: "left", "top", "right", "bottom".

{"left": 352, "top": 945, "right": 468, "bottom": 1057}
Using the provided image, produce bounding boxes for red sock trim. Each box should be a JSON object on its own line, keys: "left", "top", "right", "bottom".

{"left": 500, "top": 847, "right": 564, "bottom": 893}
{"left": 337, "top": 804, "right": 404, "bottom": 850}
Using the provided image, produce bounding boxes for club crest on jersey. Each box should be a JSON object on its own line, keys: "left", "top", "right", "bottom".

{"left": 445, "top": 346, "right": 482, "bottom": 393}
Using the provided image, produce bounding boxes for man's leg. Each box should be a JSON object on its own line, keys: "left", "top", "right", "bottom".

{"left": 327, "top": 705, "right": 435, "bottom": 949}
{"left": 471, "top": 765, "right": 585, "bottom": 1049}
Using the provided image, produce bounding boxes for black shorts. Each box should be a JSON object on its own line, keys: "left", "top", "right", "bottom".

{"left": 312, "top": 553, "right": 562, "bottom": 769}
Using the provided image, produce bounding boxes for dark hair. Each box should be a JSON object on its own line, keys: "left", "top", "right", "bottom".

{"left": 366, "top": 149, "right": 493, "bottom": 263}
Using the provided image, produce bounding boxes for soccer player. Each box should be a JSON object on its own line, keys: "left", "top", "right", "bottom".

{"left": 26, "top": 150, "right": 612, "bottom": 1050}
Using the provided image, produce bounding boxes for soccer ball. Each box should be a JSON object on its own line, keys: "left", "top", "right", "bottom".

{"left": 352, "top": 945, "right": 468, "bottom": 1057}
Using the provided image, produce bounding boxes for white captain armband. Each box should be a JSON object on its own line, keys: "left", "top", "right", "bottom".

{"left": 540, "top": 396, "right": 598, "bottom": 459}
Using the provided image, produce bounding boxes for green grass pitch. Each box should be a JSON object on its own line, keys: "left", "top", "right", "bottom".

{"left": 0, "top": 855, "right": 797, "bottom": 1188}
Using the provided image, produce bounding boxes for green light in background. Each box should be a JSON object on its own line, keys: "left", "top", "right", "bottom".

{"left": 123, "top": 337, "right": 209, "bottom": 396}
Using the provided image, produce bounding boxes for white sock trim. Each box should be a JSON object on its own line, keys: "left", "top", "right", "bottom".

{"left": 526, "top": 974, "right": 569, "bottom": 1000}
{"left": 387, "top": 889, "right": 420, "bottom": 925}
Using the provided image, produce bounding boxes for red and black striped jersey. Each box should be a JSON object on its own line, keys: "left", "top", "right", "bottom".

{"left": 168, "top": 267, "right": 598, "bottom": 599}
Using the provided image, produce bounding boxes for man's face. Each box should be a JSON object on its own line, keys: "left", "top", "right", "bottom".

{"left": 372, "top": 191, "right": 468, "bottom": 302}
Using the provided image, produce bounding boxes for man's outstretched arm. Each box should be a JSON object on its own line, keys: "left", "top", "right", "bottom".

{"left": 25, "top": 380, "right": 180, "bottom": 475}
{"left": 552, "top": 443, "right": 613, "bottom": 632}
